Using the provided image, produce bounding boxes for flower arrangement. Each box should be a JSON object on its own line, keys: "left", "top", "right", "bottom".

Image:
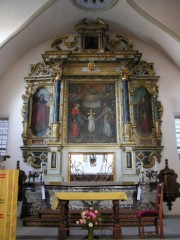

{"left": 76, "top": 205, "right": 101, "bottom": 240}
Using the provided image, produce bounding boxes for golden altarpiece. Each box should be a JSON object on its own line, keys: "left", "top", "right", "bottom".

{"left": 21, "top": 18, "right": 163, "bottom": 184}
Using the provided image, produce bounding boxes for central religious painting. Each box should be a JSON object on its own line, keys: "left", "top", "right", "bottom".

{"left": 67, "top": 82, "right": 117, "bottom": 143}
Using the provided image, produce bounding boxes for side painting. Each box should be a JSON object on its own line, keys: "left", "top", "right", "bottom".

{"left": 67, "top": 82, "right": 116, "bottom": 143}
{"left": 31, "top": 88, "right": 50, "bottom": 137}
{"left": 134, "top": 87, "right": 153, "bottom": 137}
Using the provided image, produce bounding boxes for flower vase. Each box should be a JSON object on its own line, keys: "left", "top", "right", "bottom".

{"left": 87, "top": 227, "right": 94, "bottom": 240}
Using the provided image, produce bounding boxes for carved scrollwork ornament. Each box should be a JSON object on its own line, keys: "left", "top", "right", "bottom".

{"left": 21, "top": 101, "right": 26, "bottom": 119}
{"left": 146, "top": 154, "right": 156, "bottom": 168}
{"left": 132, "top": 60, "right": 155, "bottom": 76}
{"left": 27, "top": 154, "right": 38, "bottom": 168}
{"left": 106, "top": 34, "right": 133, "bottom": 51}
{"left": 154, "top": 151, "right": 161, "bottom": 163}
{"left": 29, "top": 62, "right": 51, "bottom": 77}
{"left": 88, "top": 60, "right": 96, "bottom": 71}
{"left": 51, "top": 35, "right": 78, "bottom": 51}
{"left": 157, "top": 100, "right": 163, "bottom": 119}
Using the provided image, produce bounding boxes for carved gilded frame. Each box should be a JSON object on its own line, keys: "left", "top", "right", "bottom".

{"left": 62, "top": 78, "right": 121, "bottom": 146}
{"left": 68, "top": 152, "right": 115, "bottom": 182}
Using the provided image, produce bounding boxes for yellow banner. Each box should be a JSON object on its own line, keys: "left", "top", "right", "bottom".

{"left": 0, "top": 170, "right": 19, "bottom": 240}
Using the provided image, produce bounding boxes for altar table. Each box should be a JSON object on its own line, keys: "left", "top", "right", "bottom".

{"left": 52, "top": 191, "right": 127, "bottom": 240}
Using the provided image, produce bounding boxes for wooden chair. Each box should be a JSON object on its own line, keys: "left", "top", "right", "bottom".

{"left": 137, "top": 182, "right": 164, "bottom": 239}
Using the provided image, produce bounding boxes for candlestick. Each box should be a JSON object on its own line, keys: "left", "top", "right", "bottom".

{"left": 28, "top": 160, "right": 32, "bottom": 172}
{"left": 141, "top": 171, "right": 144, "bottom": 182}
{"left": 40, "top": 172, "right": 43, "bottom": 182}
{"left": 41, "top": 162, "right": 43, "bottom": 172}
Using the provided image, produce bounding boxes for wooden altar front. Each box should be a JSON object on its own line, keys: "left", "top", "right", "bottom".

{"left": 52, "top": 191, "right": 127, "bottom": 240}
{"left": 21, "top": 181, "right": 157, "bottom": 229}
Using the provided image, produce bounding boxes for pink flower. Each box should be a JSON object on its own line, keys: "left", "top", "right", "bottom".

{"left": 76, "top": 206, "right": 101, "bottom": 229}
{"left": 90, "top": 213, "right": 96, "bottom": 218}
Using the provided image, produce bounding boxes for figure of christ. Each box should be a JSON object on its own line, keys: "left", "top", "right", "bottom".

{"left": 87, "top": 109, "right": 96, "bottom": 133}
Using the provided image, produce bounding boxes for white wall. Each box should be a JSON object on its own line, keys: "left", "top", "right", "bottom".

{"left": 1, "top": 37, "right": 180, "bottom": 215}
{"left": 0, "top": 39, "right": 52, "bottom": 171}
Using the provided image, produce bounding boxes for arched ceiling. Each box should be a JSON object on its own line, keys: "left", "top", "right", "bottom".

{"left": 0, "top": 0, "right": 180, "bottom": 79}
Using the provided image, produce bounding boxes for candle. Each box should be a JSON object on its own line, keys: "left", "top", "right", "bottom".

{"left": 155, "top": 161, "right": 157, "bottom": 172}
{"left": 141, "top": 162, "right": 144, "bottom": 172}
{"left": 42, "top": 185, "right": 46, "bottom": 200}
{"left": 29, "top": 161, "right": 32, "bottom": 171}
{"left": 41, "top": 162, "right": 43, "bottom": 172}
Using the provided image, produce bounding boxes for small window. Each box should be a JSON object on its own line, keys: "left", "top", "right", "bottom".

{"left": 0, "top": 118, "right": 9, "bottom": 156}
{"left": 174, "top": 116, "right": 180, "bottom": 158}
{"left": 84, "top": 36, "right": 99, "bottom": 49}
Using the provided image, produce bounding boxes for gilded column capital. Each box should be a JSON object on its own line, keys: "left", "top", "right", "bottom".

{"left": 52, "top": 63, "right": 63, "bottom": 80}
{"left": 120, "top": 65, "right": 132, "bottom": 80}
{"left": 151, "top": 85, "right": 158, "bottom": 97}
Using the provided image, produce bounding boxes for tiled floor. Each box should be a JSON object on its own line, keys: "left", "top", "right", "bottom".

{"left": 16, "top": 216, "right": 180, "bottom": 240}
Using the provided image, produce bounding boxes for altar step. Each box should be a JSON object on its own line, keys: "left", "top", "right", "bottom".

{"left": 22, "top": 209, "right": 60, "bottom": 227}
{"left": 22, "top": 215, "right": 59, "bottom": 227}
{"left": 22, "top": 208, "right": 139, "bottom": 227}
